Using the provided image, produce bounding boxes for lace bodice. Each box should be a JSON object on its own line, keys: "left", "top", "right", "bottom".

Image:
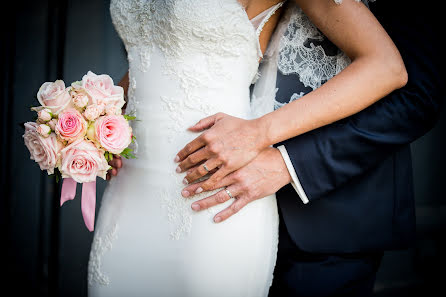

{"left": 110, "top": 0, "right": 260, "bottom": 79}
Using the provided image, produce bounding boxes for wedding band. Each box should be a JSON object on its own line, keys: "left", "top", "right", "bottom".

{"left": 203, "top": 163, "right": 210, "bottom": 173}
{"left": 225, "top": 188, "right": 234, "bottom": 199}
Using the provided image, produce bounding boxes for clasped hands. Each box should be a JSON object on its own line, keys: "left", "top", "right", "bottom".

{"left": 107, "top": 112, "right": 292, "bottom": 223}
{"left": 174, "top": 112, "right": 291, "bottom": 223}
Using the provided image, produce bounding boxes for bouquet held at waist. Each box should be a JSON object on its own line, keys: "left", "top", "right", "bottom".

{"left": 22, "top": 71, "right": 137, "bottom": 231}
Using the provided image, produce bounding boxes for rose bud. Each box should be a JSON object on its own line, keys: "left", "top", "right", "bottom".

{"left": 72, "top": 91, "right": 89, "bottom": 108}
{"left": 37, "top": 108, "right": 53, "bottom": 122}
{"left": 37, "top": 124, "right": 52, "bottom": 137}
{"left": 48, "top": 118, "right": 58, "bottom": 131}
{"left": 84, "top": 104, "right": 102, "bottom": 121}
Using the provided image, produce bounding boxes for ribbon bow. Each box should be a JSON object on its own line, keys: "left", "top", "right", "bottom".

{"left": 60, "top": 178, "right": 96, "bottom": 231}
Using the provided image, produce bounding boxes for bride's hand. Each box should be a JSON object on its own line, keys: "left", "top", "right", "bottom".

{"left": 106, "top": 155, "right": 123, "bottom": 180}
{"left": 175, "top": 112, "right": 268, "bottom": 192}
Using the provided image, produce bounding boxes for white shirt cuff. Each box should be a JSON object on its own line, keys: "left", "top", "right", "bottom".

{"left": 277, "top": 145, "right": 309, "bottom": 204}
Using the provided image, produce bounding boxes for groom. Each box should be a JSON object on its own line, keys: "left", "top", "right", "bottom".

{"left": 173, "top": 1, "right": 443, "bottom": 296}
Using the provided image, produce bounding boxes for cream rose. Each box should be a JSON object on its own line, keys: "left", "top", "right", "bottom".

{"left": 55, "top": 108, "right": 87, "bottom": 143}
{"left": 36, "top": 80, "right": 72, "bottom": 115}
{"left": 81, "top": 71, "right": 125, "bottom": 109}
{"left": 95, "top": 115, "right": 132, "bottom": 154}
{"left": 59, "top": 138, "right": 110, "bottom": 183}
{"left": 23, "top": 122, "right": 63, "bottom": 174}
{"left": 84, "top": 104, "right": 102, "bottom": 121}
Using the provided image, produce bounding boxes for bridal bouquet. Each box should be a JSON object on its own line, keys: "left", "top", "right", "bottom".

{"left": 22, "top": 71, "right": 136, "bottom": 231}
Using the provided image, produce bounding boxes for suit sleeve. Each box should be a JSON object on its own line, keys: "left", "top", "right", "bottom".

{"left": 276, "top": 4, "right": 445, "bottom": 202}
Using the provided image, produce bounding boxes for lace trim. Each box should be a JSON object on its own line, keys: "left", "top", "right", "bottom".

{"left": 277, "top": 4, "right": 351, "bottom": 90}
{"left": 274, "top": 92, "right": 305, "bottom": 110}
{"left": 88, "top": 224, "right": 118, "bottom": 287}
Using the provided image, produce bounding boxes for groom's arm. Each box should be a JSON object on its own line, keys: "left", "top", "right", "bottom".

{"left": 278, "top": 9, "right": 444, "bottom": 202}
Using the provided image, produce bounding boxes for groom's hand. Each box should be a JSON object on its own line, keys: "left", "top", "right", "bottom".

{"left": 181, "top": 147, "right": 292, "bottom": 222}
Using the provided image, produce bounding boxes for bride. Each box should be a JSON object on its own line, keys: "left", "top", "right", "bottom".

{"left": 88, "top": 1, "right": 284, "bottom": 296}
{"left": 88, "top": 0, "right": 406, "bottom": 296}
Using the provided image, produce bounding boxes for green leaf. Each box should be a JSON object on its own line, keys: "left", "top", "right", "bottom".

{"left": 123, "top": 114, "right": 137, "bottom": 121}
{"left": 120, "top": 147, "right": 136, "bottom": 159}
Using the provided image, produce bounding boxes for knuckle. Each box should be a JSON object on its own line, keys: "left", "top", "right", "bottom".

{"left": 184, "top": 144, "right": 192, "bottom": 154}
{"left": 201, "top": 132, "right": 212, "bottom": 143}
{"left": 187, "top": 155, "right": 196, "bottom": 164}
{"left": 216, "top": 193, "right": 227, "bottom": 204}
{"left": 232, "top": 171, "right": 242, "bottom": 183}
{"left": 207, "top": 143, "right": 219, "bottom": 154}
{"left": 230, "top": 203, "right": 241, "bottom": 214}
{"left": 197, "top": 166, "right": 206, "bottom": 176}
{"left": 203, "top": 181, "right": 215, "bottom": 190}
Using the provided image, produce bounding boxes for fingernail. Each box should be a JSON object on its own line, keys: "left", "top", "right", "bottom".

{"left": 182, "top": 190, "right": 190, "bottom": 197}
{"left": 174, "top": 155, "right": 180, "bottom": 162}
{"left": 191, "top": 203, "right": 200, "bottom": 211}
{"left": 195, "top": 187, "right": 203, "bottom": 194}
{"left": 182, "top": 178, "right": 189, "bottom": 185}
{"left": 176, "top": 166, "right": 181, "bottom": 173}
{"left": 214, "top": 216, "right": 222, "bottom": 223}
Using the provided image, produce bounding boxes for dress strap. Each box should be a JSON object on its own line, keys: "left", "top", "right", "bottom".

{"left": 250, "top": 1, "right": 285, "bottom": 37}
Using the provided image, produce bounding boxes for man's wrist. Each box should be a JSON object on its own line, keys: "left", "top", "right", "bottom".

{"left": 269, "top": 147, "right": 293, "bottom": 186}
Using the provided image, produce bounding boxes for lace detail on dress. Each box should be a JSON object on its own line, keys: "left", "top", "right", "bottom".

{"left": 274, "top": 91, "right": 305, "bottom": 110}
{"left": 110, "top": 0, "right": 260, "bottom": 82}
{"left": 88, "top": 224, "right": 118, "bottom": 286}
{"left": 277, "top": 5, "right": 351, "bottom": 90}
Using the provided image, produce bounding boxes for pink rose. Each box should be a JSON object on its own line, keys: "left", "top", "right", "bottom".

{"left": 83, "top": 104, "right": 102, "bottom": 121}
{"left": 81, "top": 71, "right": 125, "bottom": 109}
{"left": 56, "top": 108, "right": 87, "bottom": 143}
{"left": 37, "top": 80, "right": 72, "bottom": 114}
{"left": 23, "top": 122, "right": 63, "bottom": 175}
{"left": 95, "top": 115, "right": 132, "bottom": 154}
{"left": 59, "top": 138, "right": 109, "bottom": 183}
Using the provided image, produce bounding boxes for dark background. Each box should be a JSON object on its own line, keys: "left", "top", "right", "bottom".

{"left": 1, "top": 1, "right": 445, "bottom": 296}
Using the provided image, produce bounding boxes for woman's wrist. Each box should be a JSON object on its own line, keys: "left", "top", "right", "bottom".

{"left": 253, "top": 114, "right": 274, "bottom": 150}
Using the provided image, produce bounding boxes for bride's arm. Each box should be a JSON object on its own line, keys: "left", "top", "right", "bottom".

{"left": 176, "top": 0, "right": 406, "bottom": 190}
{"left": 259, "top": 0, "right": 407, "bottom": 145}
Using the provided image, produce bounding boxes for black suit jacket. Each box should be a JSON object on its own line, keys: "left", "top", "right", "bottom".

{"left": 274, "top": 0, "right": 445, "bottom": 253}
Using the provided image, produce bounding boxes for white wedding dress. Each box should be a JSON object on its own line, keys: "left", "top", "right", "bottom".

{"left": 87, "top": 1, "right": 282, "bottom": 296}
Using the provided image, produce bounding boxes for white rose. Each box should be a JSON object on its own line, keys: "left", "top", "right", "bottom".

{"left": 36, "top": 80, "right": 72, "bottom": 115}
{"left": 23, "top": 122, "right": 63, "bottom": 174}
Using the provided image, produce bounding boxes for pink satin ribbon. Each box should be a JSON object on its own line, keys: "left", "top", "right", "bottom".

{"left": 60, "top": 177, "right": 96, "bottom": 231}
